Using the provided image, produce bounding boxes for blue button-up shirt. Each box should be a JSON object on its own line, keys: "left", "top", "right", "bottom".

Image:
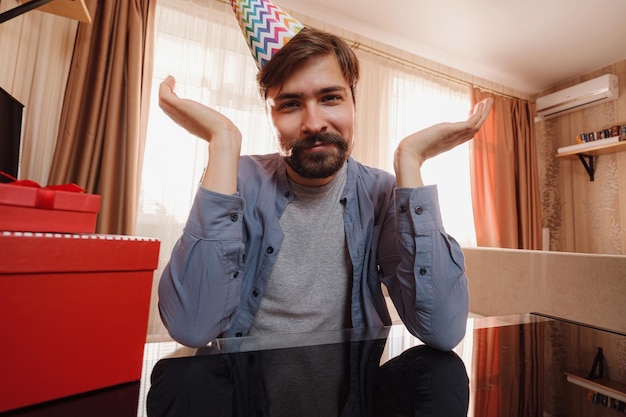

{"left": 158, "top": 154, "right": 469, "bottom": 350}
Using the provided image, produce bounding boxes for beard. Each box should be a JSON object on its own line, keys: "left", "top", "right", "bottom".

{"left": 283, "top": 132, "right": 350, "bottom": 179}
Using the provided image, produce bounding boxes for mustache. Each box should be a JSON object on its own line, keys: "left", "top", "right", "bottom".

{"left": 291, "top": 132, "right": 347, "bottom": 150}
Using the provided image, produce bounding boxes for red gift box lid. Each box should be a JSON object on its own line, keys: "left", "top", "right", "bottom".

{"left": 0, "top": 182, "right": 100, "bottom": 213}
{"left": 0, "top": 231, "right": 160, "bottom": 273}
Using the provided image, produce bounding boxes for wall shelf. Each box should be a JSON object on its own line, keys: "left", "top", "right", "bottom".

{"left": 565, "top": 371, "right": 626, "bottom": 403}
{"left": 1, "top": 0, "right": 91, "bottom": 24}
{"left": 556, "top": 138, "right": 626, "bottom": 181}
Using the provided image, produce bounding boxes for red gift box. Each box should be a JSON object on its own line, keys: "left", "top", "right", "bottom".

{"left": 0, "top": 175, "right": 101, "bottom": 234}
{"left": 0, "top": 231, "right": 161, "bottom": 412}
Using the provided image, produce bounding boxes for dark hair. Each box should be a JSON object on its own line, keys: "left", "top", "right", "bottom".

{"left": 257, "top": 28, "right": 360, "bottom": 102}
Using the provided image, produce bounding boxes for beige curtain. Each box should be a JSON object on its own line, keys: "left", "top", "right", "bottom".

{"left": 469, "top": 88, "right": 542, "bottom": 250}
{"left": 0, "top": 1, "right": 78, "bottom": 186}
{"left": 49, "top": 0, "right": 155, "bottom": 235}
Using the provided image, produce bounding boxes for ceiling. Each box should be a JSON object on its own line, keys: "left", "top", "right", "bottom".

{"left": 279, "top": 0, "right": 626, "bottom": 95}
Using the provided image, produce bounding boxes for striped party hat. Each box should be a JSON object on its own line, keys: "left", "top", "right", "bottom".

{"left": 230, "top": 0, "right": 305, "bottom": 69}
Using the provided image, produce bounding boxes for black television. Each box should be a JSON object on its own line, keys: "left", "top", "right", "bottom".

{"left": 0, "top": 86, "right": 24, "bottom": 183}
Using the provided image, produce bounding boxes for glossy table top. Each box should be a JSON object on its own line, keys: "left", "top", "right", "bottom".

{"left": 4, "top": 313, "right": 626, "bottom": 417}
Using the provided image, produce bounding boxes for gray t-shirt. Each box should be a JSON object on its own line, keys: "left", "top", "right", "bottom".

{"left": 249, "top": 163, "right": 352, "bottom": 335}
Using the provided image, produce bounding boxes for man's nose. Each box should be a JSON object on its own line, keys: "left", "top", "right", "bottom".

{"left": 301, "top": 104, "right": 327, "bottom": 135}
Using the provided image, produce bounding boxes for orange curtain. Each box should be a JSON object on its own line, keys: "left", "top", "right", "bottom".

{"left": 48, "top": 0, "right": 155, "bottom": 235}
{"left": 473, "top": 327, "right": 501, "bottom": 416}
{"left": 472, "top": 322, "right": 543, "bottom": 416}
{"left": 469, "top": 88, "right": 542, "bottom": 250}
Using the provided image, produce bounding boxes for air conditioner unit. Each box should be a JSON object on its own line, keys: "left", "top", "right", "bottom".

{"left": 536, "top": 74, "right": 619, "bottom": 120}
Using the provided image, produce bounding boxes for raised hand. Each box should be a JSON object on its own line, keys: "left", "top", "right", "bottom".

{"left": 393, "top": 98, "right": 493, "bottom": 188}
{"left": 159, "top": 75, "right": 242, "bottom": 194}
{"left": 159, "top": 75, "right": 243, "bottom": 147}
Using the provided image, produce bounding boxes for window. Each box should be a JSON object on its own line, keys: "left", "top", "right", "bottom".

{"left": 389, "top": 74, "right": 475, "bottom": 246}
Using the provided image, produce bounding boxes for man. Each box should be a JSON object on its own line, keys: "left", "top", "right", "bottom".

{"left": 157, "top": 1, "right": 493, "bottom": 351}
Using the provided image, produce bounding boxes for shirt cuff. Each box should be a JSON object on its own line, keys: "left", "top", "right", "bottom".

{"left": 395, "top": 185, "right": 443, "bottom": 233}
{"left": 185, "top": 186, "right": 244, "bottom": 239}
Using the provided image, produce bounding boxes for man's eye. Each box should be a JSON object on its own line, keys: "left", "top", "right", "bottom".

{"left": 322, "top": 95, "right": 342, "bottom": 103}
{"left": 279, "top": 101, "right": 299, "bottom": 110}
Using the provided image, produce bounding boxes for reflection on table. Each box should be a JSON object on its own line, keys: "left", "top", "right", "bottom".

{"left": 3, "top": 313, "right": 626, "bottom": 417}
{"left": 147, "top": 329, "right": 468, "bottom": 417}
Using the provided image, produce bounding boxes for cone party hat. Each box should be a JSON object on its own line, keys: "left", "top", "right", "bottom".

{"left": 230, "top": 0, "right": 305, "bottom": 69}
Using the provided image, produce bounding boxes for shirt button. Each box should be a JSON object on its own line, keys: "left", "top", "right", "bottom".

{"left": 415, "top": 206, "right": 423, "bottom": 215}
{"left": 235, "top": 332, "right": 243, "bottom": 337}
{"left": 284, "top": 191, "right": 292, "bottom": 198}
{"left": 419, "top": 267, "right": 427, "bottom": 275}
{"left": 399, "top": 205, "right": 407, "bottom": 213}
{"left": 267, "top": 246, "right": 274, "bottom": 254}
{"left": 252, "top": 290, "right": 259, "bottom": 297}
{"left": 230, "top": 213, "right": 238, "bottom": 222}
{"left": 233, "top": 271, "right": 239, "bottom": 278}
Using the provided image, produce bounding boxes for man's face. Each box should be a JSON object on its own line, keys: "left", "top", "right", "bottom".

{"left": 266, "top": 54, "right": 355, "bottom": 187}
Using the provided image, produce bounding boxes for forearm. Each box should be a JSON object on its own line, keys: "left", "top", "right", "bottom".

{"left": 158, "top": 239, "right": 242, "bottom": 347}
{"left": 201, "top": 132, "right": 242, "bottom": 194}
{"left": 411, "top": 233, "right": 469, "bottom": 351}
{"left": 393, "top": 145, "right": 424, "bottom": 188}
{"left": 388, "top": 186, "right": 469, "bottom": 351}
{"left": 158, "top": 187, "right": 245, "bottom": 347}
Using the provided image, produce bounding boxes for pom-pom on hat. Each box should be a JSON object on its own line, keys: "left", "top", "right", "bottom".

{"left": 230, "top": 0, "right": 305, "bottom": 69}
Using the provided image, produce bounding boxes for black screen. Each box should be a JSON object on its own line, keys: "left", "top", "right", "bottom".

{"left": 0, "top": 86, "right": 24, "bottom": 183}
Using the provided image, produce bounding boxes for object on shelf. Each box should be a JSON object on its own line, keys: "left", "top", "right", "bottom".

{"left": 566, "top": 373, "right": 626, "bottom": 405}
{"left": 576, "top": 123, "right": 626, "bottom": 143}
{"left": 557, "top": 136, "right": 622, "bottom": 154}
{"left": 555, "top": 136, "right": 626, "bottom": 181}
{"left": 566, "top": 346, "right": 626, "bottom": 412}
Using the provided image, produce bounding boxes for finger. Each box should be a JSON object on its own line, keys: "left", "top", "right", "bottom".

{"left": 466, "top": 98, "right": 492, "bottom": 131}
{"left": 159, "top": 76, "right": 177, "bottom": 100}
{"left": 163, "top": 75, "right": 176, "bottom": 89}
{"left": 470, "top": 97, "right": 492, "bottom": 118}
{"left": 475, "top": 98, "right": 493, "bottom": 127}
{"left": 159, "top": 76, "right": 180, "bottom": 113}
{"left": 481, "top": 98, "right": 494, "bottom": 114}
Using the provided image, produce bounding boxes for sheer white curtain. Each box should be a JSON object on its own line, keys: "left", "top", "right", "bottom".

{"left": 137, "top": 0, "right": 275, "bottom": 338}
{"left": 390, "top": 71, "right": 475, "bottom": 246}
{"left": 354, "top": 51, "right": 475, "bottom": 245}
{"left": 139, "top": 0, "right": 474, "bottom": 339}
